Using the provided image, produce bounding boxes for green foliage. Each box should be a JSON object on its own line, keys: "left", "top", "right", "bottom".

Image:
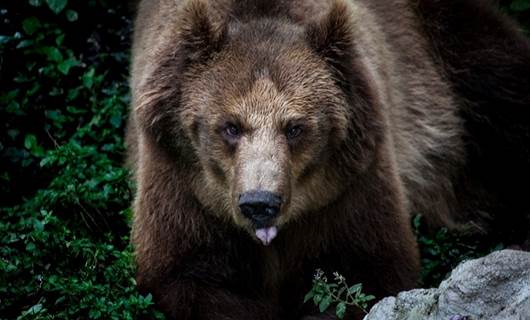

{"left": 413, "top": 215, "right": 504, "bottom": 287}
{"left": 304, "top": 270, "right": 375, "bottom": 319}
{"left": 0, "top": 0, "right": 164, "bottom": 319}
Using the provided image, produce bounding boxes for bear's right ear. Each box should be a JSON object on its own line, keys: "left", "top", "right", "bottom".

{"left": 179, "top": 0, "right": 226, "bottom": 64}
{"left": 133, "top": 0, "right": 226, "bottom": 153}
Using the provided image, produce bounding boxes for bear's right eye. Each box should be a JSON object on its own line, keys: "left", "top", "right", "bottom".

{"left": 223, "top": 123, "right": 241, "bottom": 139}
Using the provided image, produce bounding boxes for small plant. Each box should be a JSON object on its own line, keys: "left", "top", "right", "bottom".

{"left": 412, "top": 215, "right": 504, "bottom": 287}
{"left": 304, "top": 269, "right": 375, "bottom": 319}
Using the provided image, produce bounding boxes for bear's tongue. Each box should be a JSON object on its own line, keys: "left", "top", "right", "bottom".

{"left": 255, "top": 226, "right": 278, "bottom": 246}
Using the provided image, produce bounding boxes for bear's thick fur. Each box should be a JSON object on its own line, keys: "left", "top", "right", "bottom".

{"left": 127, "top": 0, "right": 530, "bottom": 319}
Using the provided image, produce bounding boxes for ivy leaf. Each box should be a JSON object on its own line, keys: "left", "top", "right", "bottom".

{"left": 24, "top": 134, "right": 45, "bottom": 157}
{"left": 56, "top": 34, "right": 65, "bottom": 46}
{"left": 336, "top": 302, "right": 347, "bottom": 319}
{"left": 0, "top": 35, "right": 11, "bottom": 45}
{"left": 17, "top": 39, "right": 34, "bottom": 49}
{"left": 109, "top": 114, "right": 122, "bottom": 129}
{"left": 24, "top": 303, "right": 43, "bottom": 315}
{"left": 304, "top": 291, "right": 315, "bottom": 303}
{"left": 22, "top": 17, "right": 41, "bottom": 35}
{"left": 319, "top": 295, "right": 332, "bottom": 313}
{"left": 82, "top": 68, "right": 96, "bottom": 88}
{"left": 348, "top": 283, "right": 362, "bottom": 296}
{"left": 24, "top": 134, "right": 38, "bottom": 150}
{"left": 313, "top": 293, "right": 323, "bottom": 305}
{"left": 66, "top": 9, "right": 78, "bottom": 22}
{"left": 41, "top": 46, "right": 63, "bottom": 62}
{"left": 58, "top": 58, "right": 79, "bottom": 75}
{"left": 29, "top": 0, "right": 43, "bottom": 6}
{"left": 46, "top": 0, "right": 68, "bottom": 14}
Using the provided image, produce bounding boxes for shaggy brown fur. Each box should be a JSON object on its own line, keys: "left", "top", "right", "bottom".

{"left": 126, "top": 0, "right": 530, "bottom": 319}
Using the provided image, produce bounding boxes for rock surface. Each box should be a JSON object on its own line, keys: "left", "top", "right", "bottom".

{"left": 364, "top": 249, "right": 530, "bottom": 320}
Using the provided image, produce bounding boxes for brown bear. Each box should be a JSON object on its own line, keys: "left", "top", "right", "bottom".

{"left": 126, "top": 0, "right": 530, "bottom": 319}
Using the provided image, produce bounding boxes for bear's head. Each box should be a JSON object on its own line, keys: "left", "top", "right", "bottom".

{"left": 134, "top": 0, "right": 384, "bottom": 245}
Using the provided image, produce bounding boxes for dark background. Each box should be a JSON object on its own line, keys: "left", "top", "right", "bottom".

{"left": 0, "top": 1, "right": 528, "bottom": 319}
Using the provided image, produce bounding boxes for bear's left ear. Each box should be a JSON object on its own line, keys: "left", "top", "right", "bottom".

{"left": 306, "top": 1, "right": 385, "bottom": 171}
{"left": 305, "top": 0, "right": 356, "bottom": 87}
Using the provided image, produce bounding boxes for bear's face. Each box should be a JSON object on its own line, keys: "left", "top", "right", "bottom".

{"left": 179, "top": 20, "right": 352, "bottom": 245}
{"left": 135, "top": 1, "right": 382, "bottom": 245}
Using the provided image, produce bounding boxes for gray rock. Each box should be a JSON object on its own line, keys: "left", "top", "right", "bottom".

{"left": 363, "top": 250, "right": 530, "bottom": 320}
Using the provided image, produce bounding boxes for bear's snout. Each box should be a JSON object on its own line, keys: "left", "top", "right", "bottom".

{"left": 238, "top": 190, "right": 282, "bottom": 228}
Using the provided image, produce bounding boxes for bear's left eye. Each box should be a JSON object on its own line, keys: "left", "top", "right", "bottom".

{"left": 286, "top": 125, "right": 303, "bottom": 140}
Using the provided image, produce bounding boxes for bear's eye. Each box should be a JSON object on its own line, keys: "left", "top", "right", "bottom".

{"left": 286, "top": 125, "right": 303, "bottom": 140}
{"left": 224, "top": 123, "right": 241, "bottom": 138}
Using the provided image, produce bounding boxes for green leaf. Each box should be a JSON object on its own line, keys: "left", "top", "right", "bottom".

{"left": 336, "top": 302, "right": 347, "bottom": 319}
{"left": 25, "top": 134, "right": 38, "bottom": 150}
{"left": 58, "top": 58, "right": 79, "bottom": 75}
{"left": 25, "top": 303, "right": 43, "bottom": 314}
{"left": 66, "top": 9, "right": 78, "bottom": 22}
{"left": 319, "top": 295, "right": 332, "bottom": 313}
{"left": 46, "top": 0, "right": 68, "bottom": 14}
{"left": 1, "top": 89, "right": 19, "bottom": 103}
{"left": 0, "top": 35, "right": 11, "bottom": 45}
{"left": 67, "top": 87, "right": 81, "bottom": 101}
{"left": 33, "top": 219, "right": 44, "bottom": 232}
{"left": 6, "top": 101, "right": 24, "bottom": 115}
{"left": 16, "top": 39, "right": 34, "bottom": 49}
{"left": 348, "top": 283, "right": 362, "bottom": 295}
{"left": 67, "top": 105, "right": 86, "bottom": 114}
{"left": 83, "top": 68, "right": 96, "bottom": 88}
{"left": 24, "top": 134, "right": 45, "bottom": 157}
{"left": 26, "top": 242, "right": 36, "bottom": 252}
{"left": 29, "top": 0, "right": 43, "bottom": 6}
{"left": 40, "top": 46, "right": 63, "bottom": 62}
{"left": 28, "top": 83, "right": 41, "bottom": 96}
{"left": 313, "top": 293, "right": 323, "bottom": 305}
{"left": 22, "top": 17, "right": 41, "bottom": 35}
{"left": 13, "top": 73, "right": 33, "bottom": 83}
{"left": 109, "top": 114, "right": 122, "bottom": 128}
{"left": 336, "top": 286, "right": 346, "bottom": 298}
{"left": 40, "top": 156, "right": 54, "bottom": 167}
{"left": 56, "top": 34, "right": 65, "bottom": 46}
{"left": 304, "top": 291, "right": 315, "bottom": 303}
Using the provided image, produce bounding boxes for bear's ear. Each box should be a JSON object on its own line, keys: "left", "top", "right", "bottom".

{"left": 133, "top": 0, "right": 226, "bottom": 154}
{"left": 179, "top": 0, "right": 226, "bottom": 63}
{"left": 305, "top": 0, "right": 356, "bottom": 86}
{"left": 306, "top": 1, "right": 385, "bottom": 170}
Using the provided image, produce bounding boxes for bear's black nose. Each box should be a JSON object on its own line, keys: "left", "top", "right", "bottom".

{"left": 239, "top": 191, "right": 282, "bottom": 227}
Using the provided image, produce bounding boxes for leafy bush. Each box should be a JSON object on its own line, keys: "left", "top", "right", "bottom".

{"left": 0, "top": 1, "right": 164, "bottom": 319}
{"left": 412, "top": 215, "right": 504, "bottom": 287}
